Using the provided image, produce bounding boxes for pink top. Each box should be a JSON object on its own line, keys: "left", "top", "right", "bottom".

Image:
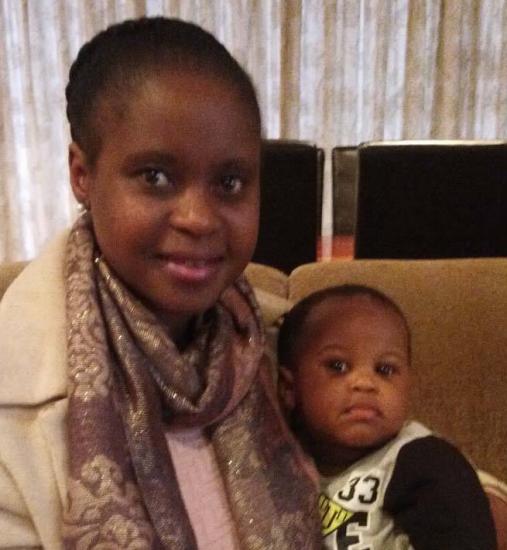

{"left": 165, "top": 428, "right": 240, "bottom": 549}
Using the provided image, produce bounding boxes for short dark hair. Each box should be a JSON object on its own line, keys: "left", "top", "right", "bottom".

{"left": 66, "top": 16, "right": 261, "bottom": 165}
{"left": 278, "top": 284, "right": 411, "bottom": 367}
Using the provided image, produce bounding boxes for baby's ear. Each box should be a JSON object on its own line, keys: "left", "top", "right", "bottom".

{"left": 277, "top": 365, "right": 296, "bottom": 413}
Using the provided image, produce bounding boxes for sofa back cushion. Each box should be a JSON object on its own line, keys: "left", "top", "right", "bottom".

{"left": 287, "top": 258, "right": 507, "bottom": 482}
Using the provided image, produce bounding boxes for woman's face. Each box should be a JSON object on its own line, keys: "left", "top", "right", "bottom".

{"left": 69, "top": 70, "right": 260, "bottom": 337}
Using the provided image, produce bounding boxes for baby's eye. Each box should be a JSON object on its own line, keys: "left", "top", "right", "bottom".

{"left": 218, "top": 174, "right": 243, "bottom": 195}
{"left": 376, "top": 363, "right": 396, "bottom": 377}
{"left": 327, "top": 360, "right": 348, "bottom": 374}
{"left": 142, "top": 169, "right": 173, "bottom": 189}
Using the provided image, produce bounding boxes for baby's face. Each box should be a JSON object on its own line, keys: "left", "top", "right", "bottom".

{"left": 291, "top": 295, "right": 410, "bottom": 465}
{"left": 70, "top": 69, "right": 260, "bottom": 337}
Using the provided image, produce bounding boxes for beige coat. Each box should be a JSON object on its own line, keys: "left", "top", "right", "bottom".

{"left": 0, "top": 233, "right": 69, "bottom": 548}
{"left": 0, "top": 234, "right": 292, "bottom": 549}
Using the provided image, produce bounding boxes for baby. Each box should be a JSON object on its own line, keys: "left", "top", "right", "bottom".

{"left": 277, "top": 284, "right": 496, "bottom": 549}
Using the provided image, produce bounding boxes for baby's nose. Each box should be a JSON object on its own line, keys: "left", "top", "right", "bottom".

{"left": 350, "top": 370, "right": 377, "bottom": 392}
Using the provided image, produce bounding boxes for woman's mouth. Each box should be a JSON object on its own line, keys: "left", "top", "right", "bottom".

{"left": 156, "top": 254, "right": 223, "bottom": 283}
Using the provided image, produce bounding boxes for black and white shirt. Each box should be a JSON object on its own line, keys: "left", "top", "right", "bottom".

{"left": 319, "top": 421, "right": 496, "bottom": 550}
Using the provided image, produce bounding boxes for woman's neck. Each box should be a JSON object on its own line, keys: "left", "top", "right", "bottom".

{"left": 154, "top": 309, "right": 196, "bottom": 350}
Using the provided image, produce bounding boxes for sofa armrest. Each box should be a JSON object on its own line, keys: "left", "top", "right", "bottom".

{"left": 0, "top": 262, "right": 27, "bottom": 301}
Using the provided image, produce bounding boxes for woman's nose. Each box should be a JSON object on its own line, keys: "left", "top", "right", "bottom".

{"left": 170, "top": 185, "right": 220, "bottom": 236}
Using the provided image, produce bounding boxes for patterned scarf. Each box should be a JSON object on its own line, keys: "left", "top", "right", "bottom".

{"left": 62, "top": 214, "right": 320, "bottom": 549}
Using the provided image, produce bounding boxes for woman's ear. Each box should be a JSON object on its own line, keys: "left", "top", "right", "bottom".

{"left": 68, "top": 142, "right": 91, "bottom": 209}
{"left": 277, "top": 365, "right": 296, "bottom": 413}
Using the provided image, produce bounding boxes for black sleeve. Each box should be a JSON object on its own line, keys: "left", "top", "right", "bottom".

{"left": 383, "top": 435, "right": 496, "bottom": 550}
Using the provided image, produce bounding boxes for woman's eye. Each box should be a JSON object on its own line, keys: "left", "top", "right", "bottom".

{"left": 327, "top": 360, "right": 348, "bottom": 374}
{"left": 142, "top": 169, "right": 172, "bottom": 189}
{"left": 376, "top": 363, "right": 396, "bottom": 377}
{"left": 219, "top": 174, "right": 243, "bottom": 195}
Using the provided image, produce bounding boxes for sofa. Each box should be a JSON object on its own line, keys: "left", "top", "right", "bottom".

{"left": 2, "top": 257, "right": 507, "bottom": 546}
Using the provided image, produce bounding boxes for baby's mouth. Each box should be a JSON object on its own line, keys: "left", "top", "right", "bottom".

{"left": 344, "top": 405, "right": 381, "bottom": 421}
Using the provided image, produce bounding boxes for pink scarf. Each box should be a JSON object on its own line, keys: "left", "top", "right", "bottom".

{"left": 62, "top": 214, "right": 320, "bottom": 548}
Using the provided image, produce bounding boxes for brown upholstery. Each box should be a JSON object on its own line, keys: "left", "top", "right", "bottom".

{"left": 0, "top": 262, "right": 26, "bottom": 300}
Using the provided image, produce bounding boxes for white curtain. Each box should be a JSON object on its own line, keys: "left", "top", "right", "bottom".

{"left": 2, "top": 0, "right": 507, "bottom": 261}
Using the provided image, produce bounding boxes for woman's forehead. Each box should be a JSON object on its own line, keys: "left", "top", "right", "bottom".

{"left": 91, "top": 71, "right": 261, "bottom": 163}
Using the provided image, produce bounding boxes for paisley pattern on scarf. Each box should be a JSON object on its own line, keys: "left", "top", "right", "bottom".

{"left": 63, "top": 214, "right": 321, "bottom": 549}
{"left": 63, "top": 455, "right": 154, "bottom": 549}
